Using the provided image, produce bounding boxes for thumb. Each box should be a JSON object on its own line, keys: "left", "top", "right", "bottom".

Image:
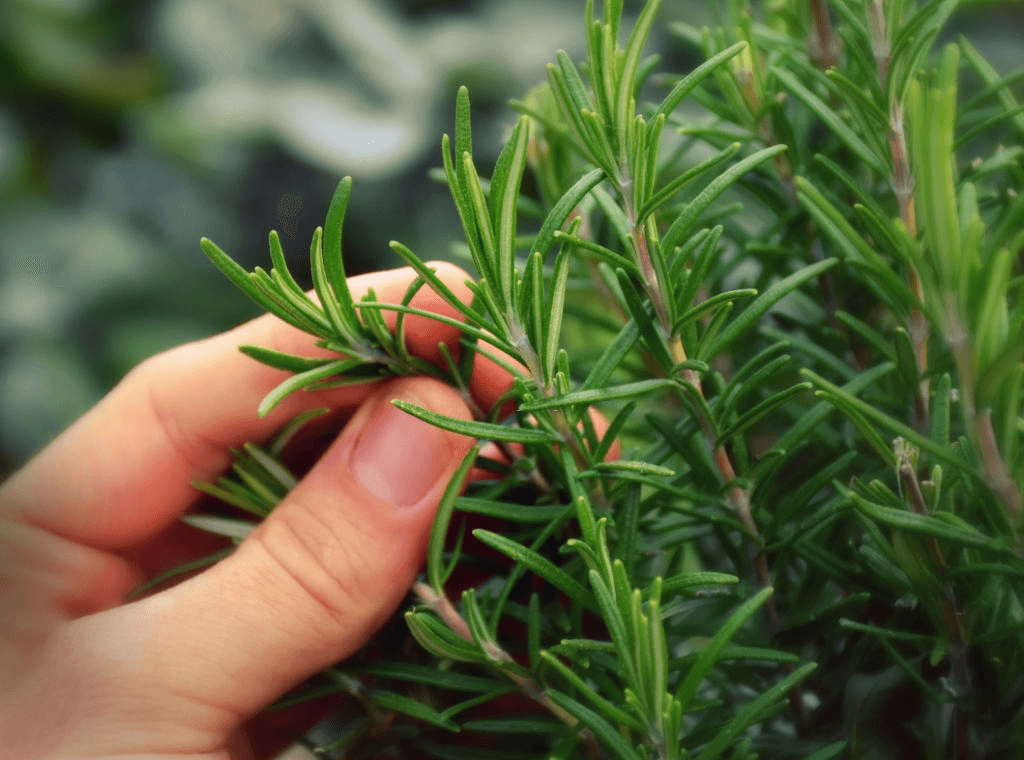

{"left": 84, "top": 377, "right": 474, "bottom": 725}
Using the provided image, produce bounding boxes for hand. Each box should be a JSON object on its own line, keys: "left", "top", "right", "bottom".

{"left": 0, "top": 262, "right": 512, "bottom": 760}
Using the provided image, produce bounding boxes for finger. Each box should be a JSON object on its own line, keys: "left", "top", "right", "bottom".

{"left": 65, "top": 377, "right": 476, "bottom": 749}
{"left": 0, "top": 516, "right": 138, "bottom": 653}
{"left": 2, "top": 263, "right": 511, "bottom": 549}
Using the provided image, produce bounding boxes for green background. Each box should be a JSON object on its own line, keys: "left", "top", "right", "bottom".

{"left": 0, "top": 0, "right": 1019, "bottom": 473}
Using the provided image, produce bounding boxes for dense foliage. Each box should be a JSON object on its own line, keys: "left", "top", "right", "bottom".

{"left": 176, "top": 0, "right": 1024, "bottom": 757}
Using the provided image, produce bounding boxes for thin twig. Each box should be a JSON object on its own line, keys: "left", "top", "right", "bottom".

{"left": 809, "top": 0, "right": 841, "bottom": 70}
{"left": 413, "top": 582, "right": 604, "bottom": 759}
{"left": 871, "top": 0, "right": 930, "bottom": 431}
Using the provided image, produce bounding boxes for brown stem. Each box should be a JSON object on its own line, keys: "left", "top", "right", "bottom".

{"left": 876, "top": 0, "right": 930, "bottom": 430}
{"left": 809, "top": 0, "right": 840, "bottom": 69}
{"left": 976, "top": 410, "right": 1022, "bottom": 526}
{"left": 891, "top": 107, "right": 930, "bottom": 427}
{"left": 413, "top": 583, "right": 603, "bottom": 757}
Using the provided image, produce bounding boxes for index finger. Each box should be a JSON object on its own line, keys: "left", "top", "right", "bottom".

{"left": 1, "top": 262, "right": 514, "bottom": 549}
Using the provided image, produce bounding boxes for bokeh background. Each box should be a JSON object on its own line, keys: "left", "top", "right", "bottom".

{"left": 1, "top": 0, "right": 1021, "bottom": 475}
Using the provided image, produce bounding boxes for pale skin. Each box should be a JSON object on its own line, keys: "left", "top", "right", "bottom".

{"left": 1, "top": 262, "right": 619, "bottom": 760}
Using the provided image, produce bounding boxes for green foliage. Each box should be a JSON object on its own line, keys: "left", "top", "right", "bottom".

{"left": 188, "top": 0, "right": 1024, "bottom": 757}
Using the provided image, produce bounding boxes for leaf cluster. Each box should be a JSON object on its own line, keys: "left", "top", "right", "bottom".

{"left": 183, "top": 1, "right": 1024, "bottom": 757}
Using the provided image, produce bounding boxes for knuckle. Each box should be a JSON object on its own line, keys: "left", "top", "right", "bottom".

{"left": 249, "top": 500, "right": 379, "bottom": 631}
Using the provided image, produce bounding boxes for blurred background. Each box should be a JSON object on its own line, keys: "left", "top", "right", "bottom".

{"left": 0, "top": 0, "right": 1020, "bottom": 473}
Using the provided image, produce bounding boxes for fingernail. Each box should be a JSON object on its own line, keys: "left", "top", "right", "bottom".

{"left": 349, "top": 389, "right": 453, "bottom": 508}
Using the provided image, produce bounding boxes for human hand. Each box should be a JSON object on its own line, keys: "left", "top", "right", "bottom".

{"left": 0, "top": 262, "right": 512, "bottom": 760}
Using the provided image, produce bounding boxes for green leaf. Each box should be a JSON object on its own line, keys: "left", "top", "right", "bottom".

{"left": 264, "top": 411, "right": 323, "bottom": 458}
{"left": 835, "top": 310, "right": 897, "bottom": 363}
{"left": 675, "top": 227, "right": 724, "bottom": 325}
{"left": 473, "top": 530, "right": 597, "bottom": 610}
{"left": 257, "top": 359, "right": 363, "bottom": 418}
{"left": 616, "top": 482, "right": 641, "bottom": 581}
{"left": 352, "top": 662, "right": 499, "bottom": 692}
{"left": 463, "top": 154, "right": 501, "bottom": 293}
{"left": 890, "top": 0, "right": 958, "bottom": 103}
{"left": 268, "top": 229, "right": 307, "bottom": 298}
{"left": 530, "top": 168, "right": 605, "bottom": 260}
{"left": 930, "top": 372, "right": 952, "bottom": 448}
{"left": 715, "top": 341, "right": 790, "bottom": 416}
{"left": 960, "top": 34, "right": 1024, "bottom": 136}
{"left": 490, "top": 116, "right": 531, "bottom": 305}
{"left": 555, "top": 232, "right": 641, "bottom": 277}
{"left": 654, "top": 41, "right": 748, "bottom": 120}
{"left": 593, "top": 460, "right": 674, "bottom": 476}
{"left": 238, "top": 345, "right": 336, "bottom": 374}
{"left": 392, "top": 400, "right": 560, "bottom": 443}
{"left": 202, "top": 238, "right": 320, "bottom": 335}
{"left": 389, "top": 242, "right": 490, "bottom": 327}
{"left": 406, "top": 611, "right": 488, "bottom": 664}
{"left": 587, "top": 569, "right": 641, "bottom": 692}
{"left": 518, "top": 250, "right": 545, "bottom": 364}
{"left": 462, "top": 588, "right": 496, "bottom": 652}
{"left": 455, "top": 497, "right": 571, "bottom": 523}
{"left": 675, "top": 586, "right": 774, "bottom": 713}
{"left": 544, "top": 237, "right": 573, "bottom": 384}
{"left": 370, "top": 690, "right": 460, "bottom": 731}
{"left": 520, "top": 379, "right": 675, "bottom": 411}
{"left": 254, "top": 267, "right": 333, "bottom": 337}
{"left": 428, "top": 445, "right": 481, "bottom": 594}
{"left": 321, "top": 177, "right": 362, "bottom": 333}
{"left": 527, "top": 592, "right": 541, "bottom": 671}
{"left": 357, "top": 301, "right": 516, "bottom": 357}
{"left": 673, "top": 379, "right": 720, "bottom": 440}
{"left": 673, "top": 288, "right": 757, "bottom": 333}
{"left": 614, "top": 0, "right": 663, "bottom": 160}
{"left": 581, "top": 318, "right": 640, "bottom": 391}
{"left": 717, "top": 382, "right": 811, "bottom": 446}
{"left": 796, "top": 178, "right": 915, "bottom": 310}
{"left": 694, "top": 662, "right": 816, "bottom": 760}
{"left": 801, "top": 369, "right": 984, "bottom": 483}
{"left": 662, "top": 145, "right": 788, "bottom": 254}
{"left": 893, "top": 326, "right": 919, "bottom": 394}
{"left": 310, "top": 226, "right": 360, "bottom": 343}
{"left": 191, "top": 479, "right": 271, "bottom": 518}
{"left": 556, "top": 49, "right": 594, "bottom": 121}
{"left": 539, "top": 652, "right": 645, "bottom": 734}
{"left": 658, "top": 571, "right": 738, "bottom": 597}
{"left": 850, "top": 494, "right": 1001, "bottom": 549}
{"left": 837, "top": 618, "right": 933, "bottom": 642}
{"left": 907, "top": 54, "right": 962, "bottom": 295}
{"left": 704, "top": 258, "right": 838, "bottom": 358}
{"left": 242, "top": 442, "right": 298, "bottom": 491}
{"left": 773, "top": 67, "right": 885, "bottom": 175}
{"left": 443, "top": 135, "right": 490, "bottom": 285}
{"left": 811, "top": 155, "right": 894, "bottom": 237}
{"left": 824, "top": 69, "right": 889, "bottom": 133}
{"left": 455, "top": 85, "right": 474, "bottom": 200}
{"left": 615, "top": 269, "right": 674, "bottom": 371}
{"left": 813, "top": 388, "right": 897, "bottom": 467}
{"left": 639, "top": 142, "right": 742, "bottom": 223}
{"left": 462, "top": 718, "right": 563, "bottom": 734}
{"left": 544, "top": 690, "right": 641, "bottom": 760}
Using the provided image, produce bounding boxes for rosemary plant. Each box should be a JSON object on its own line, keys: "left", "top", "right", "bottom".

{"left": 169, "top": 0, "right": 1023, "bottom": 757}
